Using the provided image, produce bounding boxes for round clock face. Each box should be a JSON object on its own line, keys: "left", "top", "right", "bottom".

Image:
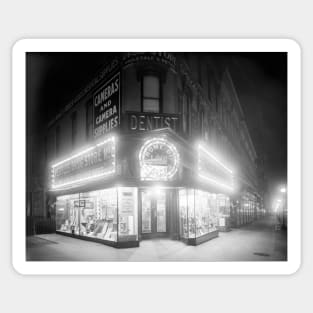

{"left": 139, "top": 138, "right": 179, "bottom": 181}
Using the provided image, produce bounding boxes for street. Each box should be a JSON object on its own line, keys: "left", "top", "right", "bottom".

{"left": 26, "top": 214, "right": 287, "bottom": 262}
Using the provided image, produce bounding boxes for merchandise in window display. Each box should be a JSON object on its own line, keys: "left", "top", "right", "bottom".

{"left": 207, "top": 193, "right": 218, "bottom": 233}
{"left": 56, "top": 188, "right": 139, "bottom": 243}
{"left": 90, "top": 199, "right": 117, "bottom": 241}
{"left": 179, "top": 189, "right": 220, "bottom": 239}
{"left": 79, "top": 199, "right": 96, "bottom": 236}
{"left": 56, "top": 195, "right": 81, "bottom": 234}
{"left": 195, "top": 190, "right": 210, "bottom": 236}
{"left": 142, "top": 192, "right": 152, "bottom": 233}
{"left": 118, "top": 188, "right": 137, "bottom": 238}
{"left": 179, "top": 189, "right": 188, "bottom": 238}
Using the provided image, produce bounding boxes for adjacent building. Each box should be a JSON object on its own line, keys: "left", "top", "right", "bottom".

{"left": 27, "top": 52, "right": 265, "bottom": 247}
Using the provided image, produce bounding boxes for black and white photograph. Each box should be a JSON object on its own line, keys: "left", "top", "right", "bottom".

{"left": 24, "top": 47, "right": 289, "bottom": 264}
{"left": 2, "top": 0, "right": 310, "bottom": 311}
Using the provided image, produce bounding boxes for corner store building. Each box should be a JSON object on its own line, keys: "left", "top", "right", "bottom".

{"left": 43, "top": 53, "right": 264, "bottom": 247}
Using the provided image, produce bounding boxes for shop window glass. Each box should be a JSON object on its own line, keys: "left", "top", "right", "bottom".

{"left": 56, "top": 194, "right": 80, "bottom": 235}
{"left": 187, "top": 190, "right": 196, "bottom": 238}
{"left": 179, "top": 189, "right": 188, "bottom": 238}
{"left": 207, "top": 193, "right": 219, "bottom": 232}
{"left": 217, "top": 194, "right": 230, "bottom": 227}
{"left": 118, "top": 187, "right": 138, "bottom": 241}
{"left": 195, "top": 190, "right": 218, "bottom": 237}
{"left": 56, "top": 188, "right": 139, "bottom": 243}
{"left": 85, "top": 189, "right": 118, "bottom": 241}
{"left": 195, "top": 190, "right": 210, "bottom": 236}
{"left": 143, "top": 75, "right": 160, "bottom": 113}
{"left": 56, "top": 189, "right": 118, "bottom": 242}
{"left": 179, "top": 189, "right": 219, "bottom": 239}
{"left": 141, "top": 191, "right": 152, "bottom": 233}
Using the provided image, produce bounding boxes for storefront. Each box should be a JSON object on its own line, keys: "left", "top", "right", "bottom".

{"left": 50, "top": 129, "right": 235, "bottom": 247}
{"left": 230, "top": 191, "right": 263, "bottom": 227}
{"left": 55, "top": 187, "right": 138, "bottom": 247}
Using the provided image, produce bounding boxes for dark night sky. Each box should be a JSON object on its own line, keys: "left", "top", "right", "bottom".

{"left": 227, "top": 53, "right": 287, "bottom": 190}
{"left": 27, "top": 52, "right": 287, "bottom": 193}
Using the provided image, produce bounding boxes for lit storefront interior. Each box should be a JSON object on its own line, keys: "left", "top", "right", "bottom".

{"left": 56, "top": 188, "right": 138, "bottom": 247}
{"left": 50, "top": 129, "right": 236, "bottom": 247}
{"left": 43, "top": 53, "right": 265, "bottom": 248}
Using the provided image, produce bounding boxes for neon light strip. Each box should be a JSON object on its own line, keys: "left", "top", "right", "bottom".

{"left": 52, "top": 136, "right": 115, "bottom": 168}
{"left": 198, "top": 144, "right": 233, "bottom": 174}
{"left": 51, "top": 169, "right": 115, "bottom": 190}
{"left": 198, "top": 173, "right": 234, "bottom": 191}
{"left": 51, "top": 136, "right": 115, "bottom": 190}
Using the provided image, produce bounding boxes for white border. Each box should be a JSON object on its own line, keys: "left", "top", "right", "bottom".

{"left": 12, "top": 39, "right": 301, "bottom": 275}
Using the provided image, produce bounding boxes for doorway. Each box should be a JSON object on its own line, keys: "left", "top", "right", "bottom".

{"left": 140, "top": 189, "right": 168, "bottom": 238}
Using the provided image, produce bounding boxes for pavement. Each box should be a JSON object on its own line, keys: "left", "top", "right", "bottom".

{"left": 26, "top": 214, "right": 287, "bottom": 262}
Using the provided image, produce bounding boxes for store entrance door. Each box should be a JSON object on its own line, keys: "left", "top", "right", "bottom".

{"left": 141, "top": 189, "right": 168, "bottom": 238}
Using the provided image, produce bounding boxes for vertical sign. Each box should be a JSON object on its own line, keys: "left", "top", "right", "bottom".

{"left": 93, "top": 73, "right": 120, "bottom": 138}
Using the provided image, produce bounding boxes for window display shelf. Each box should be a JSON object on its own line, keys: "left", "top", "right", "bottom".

{"left": 56, "top": 230, "right": 139, "bottom": 248}
{"left": 55, "top": 187, "right": 139, "bottom": 248}
{"left": 182, "top": 230, "right": 219, "bottom": 246}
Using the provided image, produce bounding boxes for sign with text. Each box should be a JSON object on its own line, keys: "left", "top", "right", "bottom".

{"left": 128, "top": 112, "right": 180, "bottom": 133}
{"left": 51, "top": 137, "right": 116, "bottom": 189}
{"left": 93, "top": 73, "right": 120, "bottom": 138}
{"left": 139, "top": 137, "right": 180, "bottom": 181}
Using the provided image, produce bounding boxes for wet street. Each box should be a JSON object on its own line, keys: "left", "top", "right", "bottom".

{"left": 26, "top": 214, "right": 287, "bottom": 262}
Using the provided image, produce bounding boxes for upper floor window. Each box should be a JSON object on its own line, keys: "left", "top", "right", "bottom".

{"left": 142, "top": 75, "right": 160, "bottom": 113}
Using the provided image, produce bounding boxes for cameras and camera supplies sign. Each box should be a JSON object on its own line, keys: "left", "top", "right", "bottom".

{"left": 93, "top": 73, "right": 120, "bottom": 138}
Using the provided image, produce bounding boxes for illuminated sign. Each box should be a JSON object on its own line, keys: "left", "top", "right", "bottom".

{"left": 51, "top": 137, "right": 116, "bottom": 190}
{"left": 128, "top": 112, "right": 180, "bottom": 133}
{"left": 197, "top": 143, "right": 234, "bottom": 191}
{"left": 93, "top": 73, "right": 120, "bottom": 138}
{"left": 139, "top": 137, "right": 179, "bottom": 181}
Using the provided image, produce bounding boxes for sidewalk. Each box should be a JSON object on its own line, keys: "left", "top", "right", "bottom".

{"left": 26, "top": 215, "right": 287, "bottom": 262}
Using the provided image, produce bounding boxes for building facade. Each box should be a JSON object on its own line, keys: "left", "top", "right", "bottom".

{"left": 32, "top": 52, "right": 265, "bottom": 247}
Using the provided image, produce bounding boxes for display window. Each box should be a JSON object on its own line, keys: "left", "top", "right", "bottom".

{"left": 216, "top": 194, "right": 230, "bottom": 227}
{"left": 195, "top": 190, "right": 210, "bottom": 236}
{"left": 56, "top": 187, "right": 138, "bottom": 243}
{"left": 118, "top": 187, "right": 138, "bottom": 241}
{"left": 187, "top": 190, "right": 196, "bottom": 238}
{"left": 207, "top": 193, "right": 219, "bottom": 232}
{"left": 56, "top": 194, "right": 80, "bottom": 234}
{"left": 178, "top": 189, "right": 196, "bottom": 238}
{"left": 195, "top": 190, "right": 218, "bottom": 236}
{"left": 179, "top": 189, "right": 219, "bottom": 239}
{"left": 178, "top": 189, "right": 188, "bottom": 238}
{"left": 80, "top": 189, "right": 118, "bottom": 242}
